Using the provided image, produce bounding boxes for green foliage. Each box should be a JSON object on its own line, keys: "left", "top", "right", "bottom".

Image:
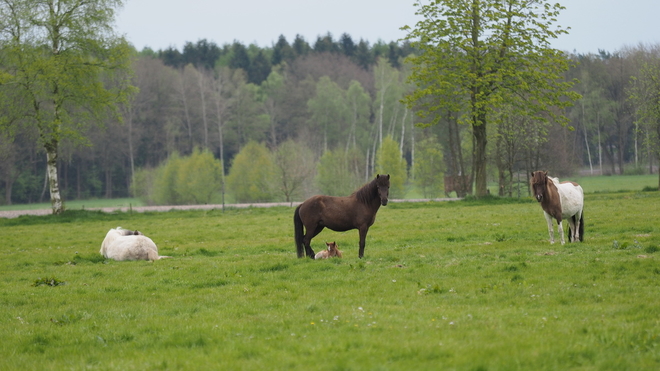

{"left": 175, "top": 148, "right": 222, "bottom": 204}
{"left": 307, "top": 76, "right": 350, "bottom": 150}
{"left": 414, "top": 135, "right": 444, "bottom": 198}
{"left": 0, "top": 0, "right": 135, "bottom": 213}
{"left": 316, "top": 148, "right": 364, "bottom": 196}
{"left": 345, "top": 80, "right": 372, "bottom": 150}
{"left": 226, "top": 141, "right": 276, "bottom": 202}
{"left": 375, "top": 136, "right": 407, "bottom": 198}
{"left": 403, "top": 0, "right": 580, "bottom": 196}
{"left": 1, "top": 191, "right": 659, "bottom": 369}
{"left": 138, "top": 149, "right": 222, "bottom": 205}
{"left": 131, "top": 167, "right": 157, "bottom": 204}
{"left": 153, "top": 152, "right": 183, "bottom": 205}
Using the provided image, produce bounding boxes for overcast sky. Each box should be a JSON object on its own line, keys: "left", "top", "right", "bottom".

{"left": 115, "top": 0, "right": 660, "bottom": 55}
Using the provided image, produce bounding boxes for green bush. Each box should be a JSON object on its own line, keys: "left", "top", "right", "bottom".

{"left": 226, "top": 141, "right": 276, "bottom": 202}
{"left": 133, "top": 149, "right": 223, "bottom": 205}
{"left": 375, "top": 136, "right": 407, "bottom": 198}
{"left": 175, "top": 148, "right": 222, "bottom": 204}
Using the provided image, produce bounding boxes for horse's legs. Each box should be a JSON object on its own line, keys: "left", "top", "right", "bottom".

{"left": 358, "top": 227, "right": 368, "bottom": 259}
{"left": 574, "top": 210, "right": 583, "bottom": 242}
{"left": 303, "top": 224, "right": 325, "bottom": 258}
{"left": 567, "top": 216, "right": 577, "bottom": 243}
{"left": 544, "top": 212, "right": 555, "bottom": 244}
{"left": 557, "top": 219, "right": 565, "bottom": 245}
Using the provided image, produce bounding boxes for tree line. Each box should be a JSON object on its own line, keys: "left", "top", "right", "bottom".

{"left": 2, "top": 0, "right": 659, "bottom": 210}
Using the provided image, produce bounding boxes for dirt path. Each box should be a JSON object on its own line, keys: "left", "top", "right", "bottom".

{"left": 0, "top": 198, "right": 460, "bottom": 219}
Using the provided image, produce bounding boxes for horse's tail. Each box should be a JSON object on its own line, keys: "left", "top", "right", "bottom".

{"left": 294, "top": 205, "right": 305, "bottom": 258}
{"left": 578, "top": 212, "right": 584, "bottom": 242}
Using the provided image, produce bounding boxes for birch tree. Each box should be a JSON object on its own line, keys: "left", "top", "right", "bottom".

{"left": 0, "top": 0, "right": 134, "bottom": 213}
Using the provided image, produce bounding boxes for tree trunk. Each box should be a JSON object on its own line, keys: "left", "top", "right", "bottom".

{"left": 197, "top": 69, "right": 209, "bottom": 149}
{"left": 5, "top": 178, "right": 12, "bottom": 205}
{"left": 473, "top": 119, "right": 488, "bottom": 197}
{"left": 105, "top": 166, "right": 112, "bottom": 198}
{"left": 46, "top": 145, "right": 63, "bottom": 214}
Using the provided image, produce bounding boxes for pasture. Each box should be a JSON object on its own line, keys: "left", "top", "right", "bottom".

{"left": 1, "top": 190, "right": 659, "bottom": 370}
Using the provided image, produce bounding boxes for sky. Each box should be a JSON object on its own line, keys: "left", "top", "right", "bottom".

{"left": 115, "top": 0, "right": 660, "bottom": 55}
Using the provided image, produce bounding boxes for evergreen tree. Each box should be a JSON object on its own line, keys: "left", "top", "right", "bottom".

{"left": 183, "top": 39, "right": 222, "bottom": 70}
{"left": 292, "top": 34, "right": 311, "bottom": 57}
{"left": 160, "top": 47, "right": 184, "bottom": 68}
{"left": 272, "top": 35, "right": 295, "bottom": 66}
{"left": 354, "top": 39, "right": 374, "bottom": 70}
{"left": 340, "top": 33, "right": 357, "bottom": 57}
{"left": 229, "top": 41, "right": 251, "bottom": 71}
{"left": 248, "top": 50, "right": 272, "bottom": 85}
{"left": 314, "top": 32, "right": 339, "bottom": 53}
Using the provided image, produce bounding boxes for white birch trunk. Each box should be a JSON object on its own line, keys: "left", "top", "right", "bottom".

{"left": 46, "top": 149, "right": 63, "bottom": 214}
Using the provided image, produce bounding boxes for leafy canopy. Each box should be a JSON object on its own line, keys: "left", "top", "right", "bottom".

{"left": 404, "top": 0, "right": 579, "bottom": 125}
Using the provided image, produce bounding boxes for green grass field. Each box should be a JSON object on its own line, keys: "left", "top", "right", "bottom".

{"left": 1, "top": 185, "right": 659, "bottom": 370}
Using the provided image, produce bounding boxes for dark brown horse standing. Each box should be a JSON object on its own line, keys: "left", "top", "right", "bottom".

{"left": 294, "top": 174, "right": 390, "bottom": 259}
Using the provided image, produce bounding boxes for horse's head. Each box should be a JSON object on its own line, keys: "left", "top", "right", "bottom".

{"left": 375, "top": 174, "right": 390, "bottom": 206}
{"left": 530, "top": 171, "right": 548, "bottom": 202}
{"left": 325, "top": 241, "right": 342, "bottom": 258}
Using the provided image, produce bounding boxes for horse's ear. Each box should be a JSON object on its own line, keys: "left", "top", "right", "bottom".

{"left": 543, "top": 171, "right": 548, "bottom": 176}
{"left": 386, "top": 174, "right": 390, "bottom": 180}
{"left": 376, "top": 174, "right": 380, "bottom": 179}
{"left": 530, "top": 172, "right": 534, "bottom": 177}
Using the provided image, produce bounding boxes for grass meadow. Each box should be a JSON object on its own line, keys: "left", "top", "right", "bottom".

{"left": 1, "top": 177, "right": 659, "bottom": 370}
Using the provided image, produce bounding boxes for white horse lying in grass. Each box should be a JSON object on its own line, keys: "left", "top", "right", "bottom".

{"left": 100, "top": 227, "right": 170, "bottom": 261}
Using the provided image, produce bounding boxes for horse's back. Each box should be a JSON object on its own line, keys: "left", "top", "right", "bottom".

{"left": 556, "top": 181, "right": 583, "bottom": 217}
{"left": 103, "top": 235, "right": 160, "bottom": 261}
{"left": 299, "top": 194, "right": 358, "bottom": 231}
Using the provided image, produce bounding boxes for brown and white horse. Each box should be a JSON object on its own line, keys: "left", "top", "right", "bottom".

{"left": 530, "top": 171, "right": 584, "bottom": 244}
{"left": 100, "top": 227, "right": 170, "bottom": 261}
{"left": 314, "top": 241, "right": 343, "bottom": 259}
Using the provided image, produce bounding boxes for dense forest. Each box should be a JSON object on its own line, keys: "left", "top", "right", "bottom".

{"left": 1, "top": 32, "right": 659, "bottom": 205}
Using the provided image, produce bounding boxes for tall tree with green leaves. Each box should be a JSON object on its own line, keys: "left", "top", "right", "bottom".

{"left": 345, "top": 80, "right": 371, "bottom": 152}
{"left": 403, "top": 0, "right": 579, "bottom": 196}
{"left": 0, "top": 0, "right": 134, "bottom": 213}
{"left": 307, "top": 76, "right": 349, "bottom": 151}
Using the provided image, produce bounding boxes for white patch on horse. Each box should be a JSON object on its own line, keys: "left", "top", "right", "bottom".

{"left": 100, "top": 227, "right": 170, "bottom": 261}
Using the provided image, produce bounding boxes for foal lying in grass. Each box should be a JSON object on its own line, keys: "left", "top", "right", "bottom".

{"left": 314, "top": 242, "right": 343, "bottom": 260}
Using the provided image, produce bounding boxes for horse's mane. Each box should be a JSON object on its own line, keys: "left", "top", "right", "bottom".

{"left": 352, "top": 178, "right": 377, "bottom": 204}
